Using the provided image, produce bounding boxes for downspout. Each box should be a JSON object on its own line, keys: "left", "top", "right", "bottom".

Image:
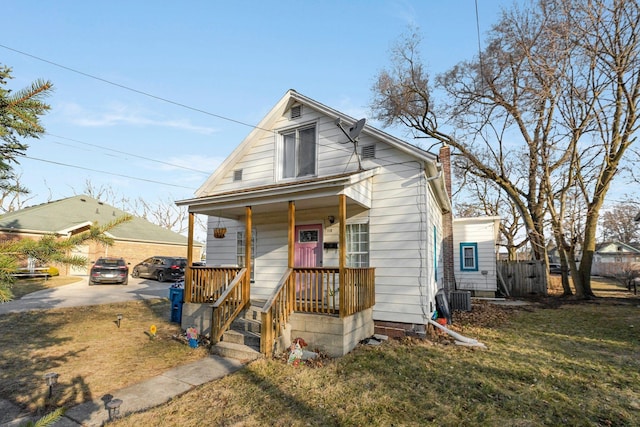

{"left": 427, "top": 318, "right": 486, "bottom": 348}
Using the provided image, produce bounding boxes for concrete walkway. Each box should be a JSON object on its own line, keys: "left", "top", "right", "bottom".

{"left": 2, "top": 355, "right": 245, "bottom": 427}
{"left": 0, "top": 278, "right": 247, "bottom": 426}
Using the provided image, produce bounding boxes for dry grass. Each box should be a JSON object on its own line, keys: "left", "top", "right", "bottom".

{"left": 1, "top": 276, "right": 639, "bottom": 425}
{"left": 10, "top": 276, "right": 83, "bottom": 299}
{"left": 0, "top": 299, "right": 208, "bottom": 418}
{"left": 109, "top": 280, "right": 640, "bottom": 427}
{"left": 548, "top": 274, "right": 633, "bottom": 298}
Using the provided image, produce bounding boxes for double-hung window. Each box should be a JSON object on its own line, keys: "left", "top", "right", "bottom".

{"left": 237, "top": 230, "right": 256, "bottom": 281}
{"left": 346, "top": 223, "right": 369, "bottom": 267}
{"left": 282, "top": 125, "right": 316, "bottom": 179}
{"left": 460, "top": 242, "right": 478, "bottom": 271}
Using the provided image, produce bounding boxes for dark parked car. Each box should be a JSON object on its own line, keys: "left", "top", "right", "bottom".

{"left": 131, "top": 256, "right": 187, "bottom": 282}
{"left": 549, "top": 263, "right": 562, "bottom": 274}
{"left": 89, "top": 257, "right": 129, "bottom": 285}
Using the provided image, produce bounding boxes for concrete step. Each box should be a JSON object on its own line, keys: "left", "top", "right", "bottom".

{"left": 231, "top": 317, "right": 262, "bottom": 334}
{"left": 211, "top": 341, "right": 262, "bottom": 362}
{"left": 210, "top": 299, "right": 266, "bottom": 361}
{"left": 223, "top": 329, "right": 260, "bottom": 347}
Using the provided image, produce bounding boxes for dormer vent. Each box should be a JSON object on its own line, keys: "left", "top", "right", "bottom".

{"left": 233, "top": 169, "right": 243, "bottom": 182}
{"left": 361, "top": 144, "right": 376, "bottom": 159}
{"left": 290, "top": 105, "right": 302, "bottom": 119}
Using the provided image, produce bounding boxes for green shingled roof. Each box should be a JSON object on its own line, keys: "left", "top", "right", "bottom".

{"left": 0, "top": 195, "right": 195, "bottom": 246}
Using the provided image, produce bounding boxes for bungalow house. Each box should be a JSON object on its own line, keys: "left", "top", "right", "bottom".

{"left": 176, "top": 89, "right": 456, "bottom": 357}
{"left": 591, "top": 241, "right": 640, "bottom": 277}
{"left": 0, "top": 195, "right": 202, "bottom": 275}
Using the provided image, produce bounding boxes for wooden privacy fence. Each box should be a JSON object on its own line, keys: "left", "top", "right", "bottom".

{"left": 497, "top": 261, "right": 547, "bottom": 297}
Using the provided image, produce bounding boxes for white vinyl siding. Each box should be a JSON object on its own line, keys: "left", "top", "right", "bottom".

{"left": 366, "top": 156, "right": 442, "bottom": 325}
{"left": 453, "top": 218, "right": 499, "bottom": 292}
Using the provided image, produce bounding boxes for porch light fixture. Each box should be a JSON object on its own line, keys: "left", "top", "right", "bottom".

{"left": 43, "top": 372, "right": 59, "bottom": 398}
{"left": 106, "top": 398, "right": 123, "bottom": 420}
{"left": 116, "top": 313, "right": 123, "bottom": 328}
{"left": 328, "top": 215, "right": 335, "bottom": 224}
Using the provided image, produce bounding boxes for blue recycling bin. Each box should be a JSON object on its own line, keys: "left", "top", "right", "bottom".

{"left": 169, "top": 288, "right": 184, "bottom": 323}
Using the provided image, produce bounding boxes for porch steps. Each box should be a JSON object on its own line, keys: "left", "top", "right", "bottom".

{"left": 210, "top": 301, "right": 265, "bottom": 362}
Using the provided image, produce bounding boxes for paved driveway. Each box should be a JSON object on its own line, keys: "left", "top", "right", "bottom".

{"left": 0, "top": 277, "right": 175, "bottom": 314}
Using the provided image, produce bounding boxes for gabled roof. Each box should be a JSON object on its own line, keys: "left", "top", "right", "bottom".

{"left": 195, "top": 89, "right": 442, "bottom": 198}
{"left": 595, "top": 241, "right": 640, "bottom": 254}
{"left": 0, "top": 195, "right": 199, "bottom": 246}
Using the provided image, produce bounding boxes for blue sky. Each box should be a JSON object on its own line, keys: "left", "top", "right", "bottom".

{"left": 2, "top": 1, "right": 513, "bottom": 210}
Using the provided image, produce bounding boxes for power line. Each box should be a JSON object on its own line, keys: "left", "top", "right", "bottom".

{"left": 45, "top": 133, "right": 211, "bottom": 175}
{"left": 18, "top": 155, "right": 196, "bottom": 190}
{"left": 0, "top": 43, "right": 272, "bottom": 133}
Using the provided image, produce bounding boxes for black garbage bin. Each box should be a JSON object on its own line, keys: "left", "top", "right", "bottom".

{"left": 169, "top": 287, "right": 184, "bottom": 323}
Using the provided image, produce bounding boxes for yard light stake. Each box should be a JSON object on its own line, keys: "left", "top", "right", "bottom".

{"left": 116, "top": 313, "right": 123, "bottom": 328}
{"left": 106, "top": 398, "right": 123, "bottom": 420}
{"left": 44, "top": 372, "right": 59, "bottom": 398}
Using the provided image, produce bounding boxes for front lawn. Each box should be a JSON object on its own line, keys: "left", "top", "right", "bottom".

{"left": 108, "top": 283, "right": 639, "bottom": 426}
{"left": 0, "top": 277, "right": 637, "bottom": 426}
{"left": 0, "top": 298, "right": 208, "bottom": 418}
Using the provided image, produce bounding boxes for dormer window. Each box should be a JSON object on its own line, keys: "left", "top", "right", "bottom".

{"left": 281, "top": 125, "right": 316, "bottom": 179}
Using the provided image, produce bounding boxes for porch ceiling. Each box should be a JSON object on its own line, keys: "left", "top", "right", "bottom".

{"left": 178, "top": 169, "right": 376, "bottom": 219}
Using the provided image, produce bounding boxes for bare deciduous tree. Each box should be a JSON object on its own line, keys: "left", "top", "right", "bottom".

{"left": 599, "top": 201, "right": 640, "bottom": 244}
{"left": 371, "top": 0, "right": 640, "bottom": 299}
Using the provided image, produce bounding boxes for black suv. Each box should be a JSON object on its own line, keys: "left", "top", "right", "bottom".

{"left": 131, "top": 256, "right": 187, "bottom": 282}
{"left": 89, "top": 257, "right": 129, "bottom": 286}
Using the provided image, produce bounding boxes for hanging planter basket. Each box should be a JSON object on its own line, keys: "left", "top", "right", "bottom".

{"left": 213, "top": 215, "right": 226, "bottom": 239}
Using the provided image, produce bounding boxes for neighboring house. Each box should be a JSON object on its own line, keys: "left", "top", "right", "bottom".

{"left": 0, "top": 195, "right": 202, "bottom": 275}
{"left": 453, "top": 216, "right": 500, "bottom": 297}
{"left": 592, "top": 241, "right": 640, "bottom": 277}
{"left": 176, "top": 89, "right": 453, "bottom": 356}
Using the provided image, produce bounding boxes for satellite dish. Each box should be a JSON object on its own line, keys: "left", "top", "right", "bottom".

{"left": 348, "top": 118, "right": 366, "bottom": 141}
{"left": 335, "top": 117, "right": 367, "bottom": 171}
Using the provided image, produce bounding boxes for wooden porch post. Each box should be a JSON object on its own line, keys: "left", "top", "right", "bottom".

{"left": 288, "top": 201, "right": 295, "bottom": 268}
{"left": 185, "top": 212, "right": 194, "bottom": 303}
{"left": 245, "top": 206, "right": 252, "bottom": 307}
{"left": 339, "top": 194, "right": 346, "bottom": 317}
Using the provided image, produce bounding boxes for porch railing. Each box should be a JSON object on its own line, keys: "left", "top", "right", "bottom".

{"left": 185, "top": 266, "right": 242, "bottom": 303}
{"left": 210, "top": 268, "right": 248, "bottom": 344}
{"left": 260, "top": 267, "right": 375, "bottom": 357}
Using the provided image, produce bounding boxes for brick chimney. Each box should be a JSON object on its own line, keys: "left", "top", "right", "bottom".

{"left": 439, "top": 144, "right": 456, "bottom": 293}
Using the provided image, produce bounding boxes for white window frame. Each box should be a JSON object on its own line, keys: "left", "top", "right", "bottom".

{"left": 278, "top": 123, "right": 317, "bottom": 180}
{"left": 346, "top": 223, "right": 369, "bottom": 267}
{"left": 237, "top": 230, "right": 256, "bottom": 281}
{"left": 460, "top": 242, "right": 478, "bottom": 271}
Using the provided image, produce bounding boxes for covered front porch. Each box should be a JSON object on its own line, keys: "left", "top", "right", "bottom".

{"left": 178, "top": 172, "right": 377, "bottom": 357}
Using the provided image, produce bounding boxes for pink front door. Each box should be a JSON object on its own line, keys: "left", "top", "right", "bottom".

{"left": 294, "top": 224, "right": 323, "bottom": 268}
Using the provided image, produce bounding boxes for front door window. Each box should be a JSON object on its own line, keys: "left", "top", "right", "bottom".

{"left": 294, "top": 224, "right": 322, "bottom": 267}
